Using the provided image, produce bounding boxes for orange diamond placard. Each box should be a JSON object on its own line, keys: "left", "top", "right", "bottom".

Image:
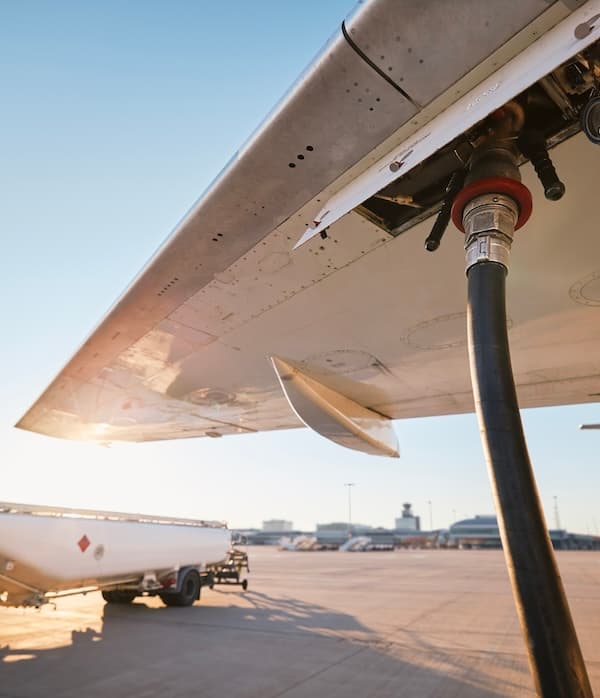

{"left": 77, "top": 535, "right": 90, "bottom": 553}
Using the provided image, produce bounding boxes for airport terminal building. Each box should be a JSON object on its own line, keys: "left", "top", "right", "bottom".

{"left": 236, "top": 508, "right": 600, "bottom": 551}
{"left": 448, "top": 515, "right": 600, "bottom": 550}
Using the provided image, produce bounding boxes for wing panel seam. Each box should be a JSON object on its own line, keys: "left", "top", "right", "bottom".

{"left": 341, "top": 20, "right": 421, "bottom": 109}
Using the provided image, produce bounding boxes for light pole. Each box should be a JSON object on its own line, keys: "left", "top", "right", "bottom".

{"left": 428, "top": 500, "right": 433, "bottom": 531}
{"left": 344, "top": 483, "right": 355, "bottom": 533}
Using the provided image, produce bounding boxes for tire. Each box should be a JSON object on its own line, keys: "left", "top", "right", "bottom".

{"left": 241, "top": 579, "right": 248, "bottom": 591}
{"left": 102, "top": 590, "right": 137, "bottom": 604}
{"left": 160, "top": 569, "right": 200, "bottom": 607}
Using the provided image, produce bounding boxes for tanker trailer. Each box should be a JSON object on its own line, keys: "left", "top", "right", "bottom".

{"left": 0, "top": 501, "right": 231, "bottom": 607}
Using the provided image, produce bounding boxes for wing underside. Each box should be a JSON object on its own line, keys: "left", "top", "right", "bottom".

{"left": 17, "top": 1, "right": 600, "bottom": 450}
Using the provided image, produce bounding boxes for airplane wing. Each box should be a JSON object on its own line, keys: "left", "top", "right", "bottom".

{"left": 17, "top": 1, "right": 600, "bottom": 456}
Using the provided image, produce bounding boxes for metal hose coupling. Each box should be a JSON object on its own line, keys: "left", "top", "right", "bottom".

{"left": 463, "top": 193, "right": 519, "bottom": 273}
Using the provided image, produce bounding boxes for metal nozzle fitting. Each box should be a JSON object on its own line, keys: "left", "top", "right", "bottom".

{"left": 463, "top": 193, "right": 519, "bottom": 273}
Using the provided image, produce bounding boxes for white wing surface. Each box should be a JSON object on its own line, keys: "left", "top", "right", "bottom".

{"left": 17, "top": 1, "right": 600, "bottom": 455}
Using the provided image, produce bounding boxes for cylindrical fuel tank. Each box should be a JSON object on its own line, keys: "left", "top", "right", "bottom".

{"left": 0, "top": 503, "right": 231, "bottom": 603}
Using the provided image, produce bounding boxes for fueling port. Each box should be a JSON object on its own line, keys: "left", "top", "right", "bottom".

{"left": 352, "top": 39, "right": 600, "bottom": 250}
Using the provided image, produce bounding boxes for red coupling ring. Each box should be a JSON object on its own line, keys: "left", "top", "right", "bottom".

{"left": 451, "top": 177, "right": 532, "bottom": 233}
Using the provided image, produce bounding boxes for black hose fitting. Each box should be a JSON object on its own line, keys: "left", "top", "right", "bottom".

{"left": 517, "top": 130, "right": 565, "bottom": 201}
{"left": 424, "top": 169, "right": 466, "bottom": 251}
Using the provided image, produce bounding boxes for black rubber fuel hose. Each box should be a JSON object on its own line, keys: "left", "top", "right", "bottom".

{"left": 467, "top": 260, "right": 592, "bottom": 698}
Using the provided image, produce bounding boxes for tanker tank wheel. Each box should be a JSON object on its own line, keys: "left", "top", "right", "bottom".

{"left": 102, "top": 590, "right": 137, "bottom": 604}
{"left": 159, "top": 569, "right": 200, "bottom": 607}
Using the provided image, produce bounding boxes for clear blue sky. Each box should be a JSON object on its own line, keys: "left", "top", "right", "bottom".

{"left": 1, "top": 1, "right": 598, "bottom": 533}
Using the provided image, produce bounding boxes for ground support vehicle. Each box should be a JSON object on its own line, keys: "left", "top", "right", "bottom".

{"left": 208, "top": 549, "right": 250, "bottom": 590}
{"left": 0, "top": 501, "right": 231, "bottom": 608}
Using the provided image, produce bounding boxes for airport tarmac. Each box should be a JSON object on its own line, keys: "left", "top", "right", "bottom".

{"left": 1, "top": 548, "right": 599, "bottom": 697}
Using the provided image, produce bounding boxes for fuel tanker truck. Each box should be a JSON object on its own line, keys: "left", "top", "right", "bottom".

{"left": 0, "top": 501, "right": 246, "bottom": 608}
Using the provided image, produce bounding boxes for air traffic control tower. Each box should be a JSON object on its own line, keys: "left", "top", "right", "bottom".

{"left": 395, "top": 503, "right": 420, "bottom": 531}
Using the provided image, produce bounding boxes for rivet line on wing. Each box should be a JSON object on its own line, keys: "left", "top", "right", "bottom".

{"left": 341, "top": 20, "right": 421, "bottom": 109}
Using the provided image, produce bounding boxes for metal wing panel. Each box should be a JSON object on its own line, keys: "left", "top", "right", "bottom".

{"left": 18, "top": 16, "right": 418, "bottom": 438}
{"left": 19, "top": 1, "right": 600, "bottom": 444}
{"left": 345, "top": 0, "right": 563, "bottom": 107}
{"left": 20, "top": 132, "right": 600, "bottom": 442}
{"left": 28, "top": 33, "right": 416, "bottom": 388}
{"left": 19, "top": 134, "right": 600, "bottom": 441}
